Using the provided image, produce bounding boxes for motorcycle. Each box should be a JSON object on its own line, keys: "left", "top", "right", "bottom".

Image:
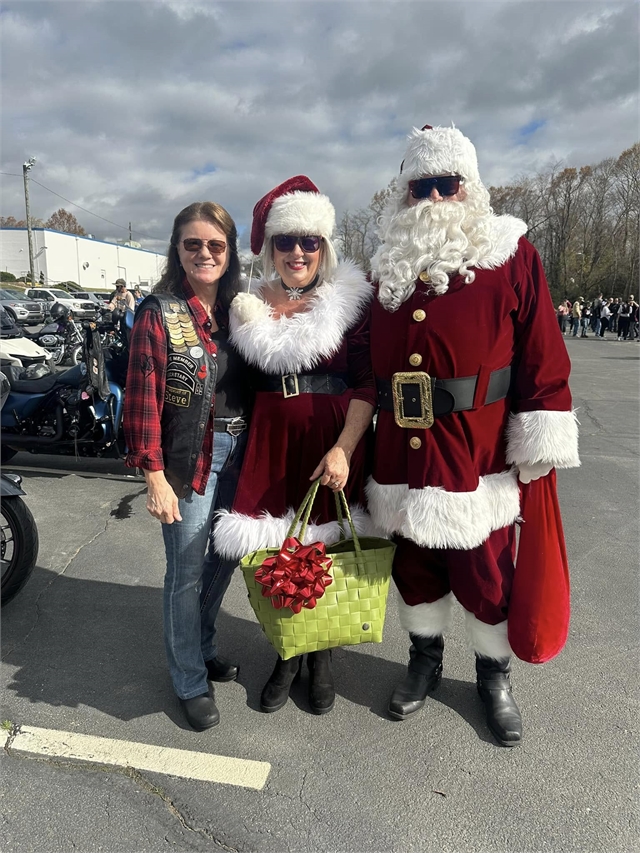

{"left": 1, "top": 306, "right": 54, "bottom": 370}
{"left": 22, "top": 302, "right": 84, "bottom": 367}
{"left": 0, "top": 309, "right": 132, "bottom": 465}
{"left": 0, "top": 374, "right": 39, "bottom": 605}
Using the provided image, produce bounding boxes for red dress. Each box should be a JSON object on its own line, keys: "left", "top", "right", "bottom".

{"left": 214, "top": 261, "right": 377, "bottom": 560}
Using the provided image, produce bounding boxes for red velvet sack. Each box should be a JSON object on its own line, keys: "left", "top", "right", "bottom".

{"left": 508, "top": 469, "right": 570, "bottom": 663}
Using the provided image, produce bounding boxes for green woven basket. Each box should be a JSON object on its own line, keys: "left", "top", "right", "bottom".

{"left": 240, "top": 480, "right": 396, "bottom": 660}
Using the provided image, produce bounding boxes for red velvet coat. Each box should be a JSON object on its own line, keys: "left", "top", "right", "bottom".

{"left": 367, "top": 236, "right": 580, "bottom": 551}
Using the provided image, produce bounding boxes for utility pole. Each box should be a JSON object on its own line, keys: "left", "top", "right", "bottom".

{"left": 129, "top": 221, "right": 132, "bottom": 242}
{"left": 22, "top": 157, "right": 36, "bottom": 286}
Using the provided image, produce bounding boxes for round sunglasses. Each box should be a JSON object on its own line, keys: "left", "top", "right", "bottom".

{"left": 273, "top": 234, "right": 322, "bottom": 253}
{"left": 409, "top": 175, "right": 464, "bottom": 199}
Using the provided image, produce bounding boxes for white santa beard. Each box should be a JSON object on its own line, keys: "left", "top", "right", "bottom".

{"left": 373, "top": 188, "right": 494, "bottom": 310}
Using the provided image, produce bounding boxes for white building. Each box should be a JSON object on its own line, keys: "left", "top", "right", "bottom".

{"left": 0, "top": 228, "right": 167, "bottom": 291}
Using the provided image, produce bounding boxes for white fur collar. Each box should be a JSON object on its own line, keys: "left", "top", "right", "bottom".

{"left": 229, "top": 260, "right": 372, "bottom": 373}
{"left": 474, "top": 214, "right": 528, "bottom": 269}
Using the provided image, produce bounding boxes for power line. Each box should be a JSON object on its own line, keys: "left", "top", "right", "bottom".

{"left": 0, "top": 171, "right": 164, "bottom": 241}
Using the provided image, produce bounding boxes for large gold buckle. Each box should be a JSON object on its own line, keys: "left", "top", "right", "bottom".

{"left": 391, "top": 371, "right": 434, "bottom": 429}
{"left": 282, "top": 373, "right": 300, "bottom": 398}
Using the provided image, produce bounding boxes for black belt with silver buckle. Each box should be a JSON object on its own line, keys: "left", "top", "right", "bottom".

{"left": 213, "top": 417, "right": 248, "bottom": 436}
{"left": 258, "top": 372, "right": 350, "bottom": 399}
{"left": 376, "top": 366, "right": 511, "bottom": 429}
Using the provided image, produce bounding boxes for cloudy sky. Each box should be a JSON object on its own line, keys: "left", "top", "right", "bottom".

{"left": 1, "top": 0, "right": 637, "bottom": 253}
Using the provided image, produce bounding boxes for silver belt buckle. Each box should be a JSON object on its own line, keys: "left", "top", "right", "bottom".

{"left": 282, "top": 373, "right": 300, "bottom": 398}
{"left": 225, "top": 417, "right": 246, "bottom": 436}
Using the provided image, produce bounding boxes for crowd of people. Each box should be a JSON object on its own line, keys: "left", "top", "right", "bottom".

{"left": 121, "top": 123, "right": 580, "bottom": 748}
{"left": 557, "top": 294, "right": 639, "bottom": 340}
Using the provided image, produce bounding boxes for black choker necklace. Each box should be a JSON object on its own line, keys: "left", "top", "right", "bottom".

{"left": 280, "top": 274, "right": 319, "bottom": 301}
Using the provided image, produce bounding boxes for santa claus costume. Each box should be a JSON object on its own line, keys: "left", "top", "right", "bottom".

{"left": 367, "top": 125, "right": 580, "bottom": 746}
{"left": 214, "top": 176, "right": 377, "bottom": 714}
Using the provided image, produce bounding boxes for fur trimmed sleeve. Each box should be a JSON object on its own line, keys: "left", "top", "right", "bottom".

{"left": 505, "top": 409, "right": 580, "bottom": 468}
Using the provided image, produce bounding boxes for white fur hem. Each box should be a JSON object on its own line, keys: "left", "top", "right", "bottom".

{"left": 214, "top": 505, "right": 381, "bottom": 561}
{"left": 365, "top": 471, "right": 520, "bottom": 550}
{"left": 474, "top": 215, "right": 528, "bottom": 270}
{"left": 506, "top": 409, "right": 580, "bottom": 468}
{"left": 229, "top": 261, "right": 372, "bottom": 373}
{"left": 464, "top": 610, "right": 512, "bottom": 659}
{"left": 396, "top": 591, "right": 455, "bottom": 637}
{"left": 265, "top": 191, "right": 335, "bottom": 241}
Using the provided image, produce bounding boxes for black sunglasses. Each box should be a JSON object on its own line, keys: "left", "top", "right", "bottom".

{"left": 181, "top": 238, "right": 227, "bottom": 254}
{"left": 273, "top": 235, "right": 321, "bottom": 254}
{"left": 409, "top": 175, "right": 464, "bottom": 199}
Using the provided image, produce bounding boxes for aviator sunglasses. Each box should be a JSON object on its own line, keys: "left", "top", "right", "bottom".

{"left": 273, "top": 234, "right": 322, "bottom": 253}
{"left": 409, "top": 175, "right": 464, "bottom": 199}
{"left": 181, "top": 238, "right": 227, "bottom": 254}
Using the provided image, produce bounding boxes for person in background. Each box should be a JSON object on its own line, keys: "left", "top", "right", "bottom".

{"left": 108, "top": 279, "right": 135, "bottom": 312}
{"left": 571, "top": 298, "right": 582, "bottom": 337}
{"left": 556, "top": 300, "right": 570, "bottom": 335}
{"left": 133, "top": 286, "right": 145, "bottom": 307}
{"left": 579, "top": 299, "right": 590, "bottom": 337}
{"left": 599, "top": 299, "right": 611, "bottom": 337}
{"left": 123, "top": 201, "right": 253, "bottom": 732}
{"left": 617, "top": 298, "right": 633, "bottom": 340}
{"left": 609, "top": 297, "right": 620, "bottom": 334}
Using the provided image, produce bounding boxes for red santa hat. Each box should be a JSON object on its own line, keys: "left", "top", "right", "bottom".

{"left": 399, "top": 123, "right": 481, "bottom": 188}
{"left": 250, "top": 175, "right": 336, "bottom": 256}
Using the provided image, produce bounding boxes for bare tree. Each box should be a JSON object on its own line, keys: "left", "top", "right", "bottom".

{"left": 44, "top": 208, "right": 86, "bottom": 235}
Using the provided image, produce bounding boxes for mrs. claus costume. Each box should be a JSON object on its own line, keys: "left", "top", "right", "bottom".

{"left": 367, "top": 124, "right": 580, "bottom": 745}
{"left": 214, "top": 177, "right": 376, "bottom": 558}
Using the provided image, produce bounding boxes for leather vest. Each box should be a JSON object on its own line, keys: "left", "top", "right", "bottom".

{"left": 136, "top": 293, "right": 218, "bottom": 497}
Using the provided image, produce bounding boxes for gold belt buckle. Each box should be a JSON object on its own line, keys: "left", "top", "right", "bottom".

{"left": 282, "top": 373, "right": 300, "bottom": 398}
{"left": 391, "top": 371, "right": 434, "bottom": 429}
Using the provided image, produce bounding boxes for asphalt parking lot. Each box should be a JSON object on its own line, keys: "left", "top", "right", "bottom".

{"left": 1, "top": 336, "right": 638, "bottom": 853}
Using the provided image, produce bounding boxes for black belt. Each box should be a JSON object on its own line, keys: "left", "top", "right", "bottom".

{"left": 258, "top": 372, "right": 350, "bottom": 398}
{"left": 376, "top": 366, "right": 511, "bottom": 429}
{"left": 214, "top": 417, "right": 248, "bottom": 436}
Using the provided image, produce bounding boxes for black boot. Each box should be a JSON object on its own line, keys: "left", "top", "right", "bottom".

{"left": 476, "top": 655, "right": 522, "bottom": 747}
{"left": 260, "top": 655, "right": 302, "bottom": 713}
{"left": 388, "top": 634, "right": 444, "bottom": 721}
{"left": 308, "top": 650, "right": 335, "bottom": 715}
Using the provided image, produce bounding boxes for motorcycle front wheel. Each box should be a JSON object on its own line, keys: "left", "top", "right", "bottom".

{"left": 69, "top": 345, "right": 83, "bottom": 366}
{"left": 1, "top": 495, "right": 39, "bottom": 606}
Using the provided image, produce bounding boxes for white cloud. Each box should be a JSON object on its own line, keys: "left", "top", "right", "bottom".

{"left": 1, "top": 0, "right": 637, "bottom": 253}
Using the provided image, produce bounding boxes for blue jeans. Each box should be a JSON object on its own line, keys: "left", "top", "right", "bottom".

{"left": 161, "top": 427, "right": 247, "bottom": 699}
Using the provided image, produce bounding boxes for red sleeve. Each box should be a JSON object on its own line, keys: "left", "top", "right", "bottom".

{"left": 346, "top": 307, "right": 377, "bottom": 407}
{"left": 123, "top": 307, "right": 167, "bottom": 471}
{"left": 510, "top": 239, "right": 573, "bottom": 413}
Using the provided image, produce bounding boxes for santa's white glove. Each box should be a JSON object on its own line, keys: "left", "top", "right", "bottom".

{"left": 517, "top": 462, "right": 553, "bottom": 484}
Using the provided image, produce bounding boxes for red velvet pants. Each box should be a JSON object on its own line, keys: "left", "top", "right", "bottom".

{"left": 392, "top": 526, "right": 516, "bottom": 626}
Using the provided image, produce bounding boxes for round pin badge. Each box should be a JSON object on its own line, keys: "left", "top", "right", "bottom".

{"left": 190, "top": 346, "right": 204, "bottom": 358}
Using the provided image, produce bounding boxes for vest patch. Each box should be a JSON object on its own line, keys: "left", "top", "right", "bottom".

{"left": 165, "top": 386, "right": 191, "bottom": 407}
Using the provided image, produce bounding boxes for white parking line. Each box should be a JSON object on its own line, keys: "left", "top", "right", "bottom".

{"left": 9, "top": 726, "right": 271, "bottom": 790}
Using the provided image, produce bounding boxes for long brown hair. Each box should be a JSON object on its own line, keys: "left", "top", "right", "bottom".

{"left": 153, "top": 202, "right": 240, "bottom": 311}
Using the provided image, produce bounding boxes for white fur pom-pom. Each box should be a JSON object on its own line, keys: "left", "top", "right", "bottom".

{"left": 230, "top": 292, "right": 271, "bottom": 324}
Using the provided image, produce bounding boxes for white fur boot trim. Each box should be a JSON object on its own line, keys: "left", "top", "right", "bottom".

{"left": 506, "top": 409, "right": 580, "bottom": 468}
{"left": 397, "top": 590, "right": 455, "bottom": 638}
{"left": 366, "top": 471, "right": 520, "bottom": 550}
{"left": 213, "top": 505, "right": 380, "bottom": 561}
{"left": 463, "top": 609, "right": 512, "bottom": 659}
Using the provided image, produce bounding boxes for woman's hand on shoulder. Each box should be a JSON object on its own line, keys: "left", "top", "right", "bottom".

{"left": 311, "top": 446, "right": 351, "bottom": 492}
{"left": 144, "top": 470, "right": 182, "bottom": 523}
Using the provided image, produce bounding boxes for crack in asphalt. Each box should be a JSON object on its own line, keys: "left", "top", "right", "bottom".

{"left": 577, "top": 398, "right": 605, "bottom": 432}
{"left": 2, "top": 727, "right": 239, "bottom": 852}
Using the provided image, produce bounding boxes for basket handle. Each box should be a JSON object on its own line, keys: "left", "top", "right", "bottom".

{"left": 286, "top": 479, "right": 365, "bottom": 572}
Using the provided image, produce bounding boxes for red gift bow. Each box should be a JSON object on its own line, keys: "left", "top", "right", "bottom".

{"left": 254, "top": 536, "right": 333, "bottom": 614}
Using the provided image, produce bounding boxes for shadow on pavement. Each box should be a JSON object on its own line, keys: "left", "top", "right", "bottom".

{"left": 2, "top": 566, "right": 494, "bottom": 743}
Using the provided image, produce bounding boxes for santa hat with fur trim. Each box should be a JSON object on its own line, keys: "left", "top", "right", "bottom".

{"left": 250, "top": 175, "right": 336, "bottom": 256}
{"left": 398, "top": 124, "right": 481, "bottom": 190}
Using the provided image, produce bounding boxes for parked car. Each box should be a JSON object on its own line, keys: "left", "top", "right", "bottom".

{"left": 0, "top": 307, "right": 53, "bottom": 368}
{"left": 77, "top": 291, "right": 112, "bottom": 306}
{"left": 25, "top": 287, "right": 97, "bottom": 320}
{"left": 0, "top": 289, "right": 46, "bottom": 326}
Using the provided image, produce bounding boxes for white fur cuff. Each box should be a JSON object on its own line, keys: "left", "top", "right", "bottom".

{"left": 505, "top": 409, "right": 580, "bottom": 468}
{"left": 397, "top": 590, "right": 455, "bottom": 637}
{"left": 464, "top": 609, "right": 512, "bottom": 659}
{"left": 366, "top": 471, "right": 521, "bottom": 550}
